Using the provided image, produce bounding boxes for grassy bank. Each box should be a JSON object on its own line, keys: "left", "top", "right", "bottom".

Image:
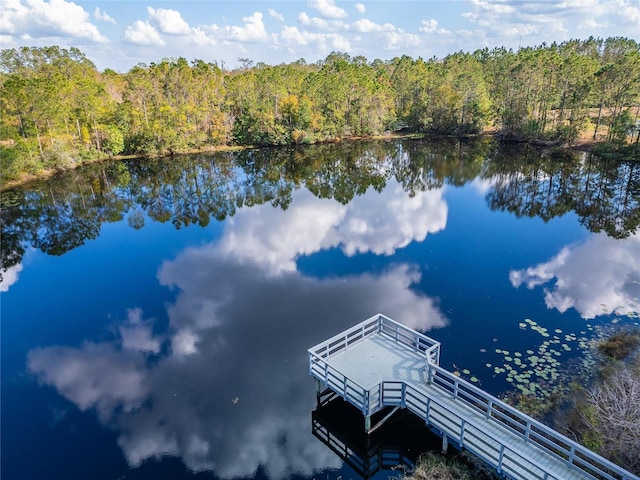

{"left": 401, "top": 452, "right": 499, "bottom": 480}
{"left": 4, "top": 130, "right": 629, "bottom": 192}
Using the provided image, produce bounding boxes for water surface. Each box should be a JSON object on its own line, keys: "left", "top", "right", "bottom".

{"left": 2, "top": 138, "right": 638, "bottom": 480}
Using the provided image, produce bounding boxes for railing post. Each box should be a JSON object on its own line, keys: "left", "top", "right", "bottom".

{"left": 497, "top": 445, "right": 505, "bottom": 473}
{"left": 525, "top": 420, "right": 531, "bottom": 441}
{"left": 425, "top": 398, "right": 431, "bottom": 425}
{"left": 401, "top": 383, "right": 406, "bottom": 408}
{"left": 366, "top": 388, "right": 370, "bottom": 412}
{"left": 486, "top": 399, "right": 493, "bottom": 418}
{"left": 459, "top": 419, "right": 466, "bottom": 447}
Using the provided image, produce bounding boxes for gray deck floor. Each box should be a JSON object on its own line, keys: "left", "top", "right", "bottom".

{"left": 324, "top": 332, "right": 595, "bottom": 480}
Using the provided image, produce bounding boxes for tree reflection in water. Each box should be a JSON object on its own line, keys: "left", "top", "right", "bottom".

{"left": 2, "top": 138, "right": 638, "bottom": 284}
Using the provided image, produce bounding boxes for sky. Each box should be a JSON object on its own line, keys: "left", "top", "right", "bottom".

{"left": 1, "top": 0, "right": 639, "bottom": 72}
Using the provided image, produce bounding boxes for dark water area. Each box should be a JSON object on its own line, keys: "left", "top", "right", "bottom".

{"left": 1, "top": 138, "right": 639, "bottom": 480}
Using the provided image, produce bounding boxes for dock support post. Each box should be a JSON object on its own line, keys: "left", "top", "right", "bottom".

{"left": 441, "top": 433, "right": 448, "bottom": 453}
{"left": 315, "top": 379, "right": 322, "bottom": 403}
{"left": 365, "top": 416, "right": 371, "bottom": 433}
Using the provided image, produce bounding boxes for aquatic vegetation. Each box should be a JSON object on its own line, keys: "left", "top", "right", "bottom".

{"left": 483, "top": 303, "right": 640, "bottom": 415}
{"left": 487, "top": 319, "right": 598, "bottom": 402}
{"left": 597, "top": 330, "right": 640, "bottom": 360}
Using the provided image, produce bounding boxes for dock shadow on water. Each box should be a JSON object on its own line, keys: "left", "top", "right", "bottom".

{"left": 1, "top": 138, "right": 638, "bottom": 480}
{"left": 312, "top": 396, "right": 443, "bottom": 480}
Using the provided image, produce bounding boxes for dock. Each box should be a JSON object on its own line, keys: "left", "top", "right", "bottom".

{"left": 308, "top": 314, "right": 639, "bottom": 480}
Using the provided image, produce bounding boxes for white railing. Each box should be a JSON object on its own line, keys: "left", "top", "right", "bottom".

{"left": 377, "top": 314, "right": 441, "bottom": 366}
{"left": 309, "top": 313, "right": 381, "bottom": 361}
{"left": 424, "top": 364, "right": 638, "bottom": 480}
{"left": 378, "top": 381, "right": 564, "bottom": 480}
{"left": 308, "top": 315, "right": 639, "bottom": 480}
{"left": 308, "top": 313, "right": 441, "bottom": 365}
{"left": 309, "top": 350, "right": 370, "bottom": 413}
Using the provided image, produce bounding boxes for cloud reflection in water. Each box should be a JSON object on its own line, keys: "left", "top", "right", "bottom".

{"left": 1, "top": 262, "right": 23, "bottom": 292}
{"left": 217, "top": 180, "right": 447, "bottom": 274}
{"left": 510, "top": 232, "right": 640, "bottom": 319}
{"left": 28, "top": 182, "right": 449, "bottom": 478}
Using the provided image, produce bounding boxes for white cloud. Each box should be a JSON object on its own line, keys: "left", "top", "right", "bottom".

{"left": 510, "top": 233, "right": 640, "bottom": 319}
{"left": 3, "top": 0, "right": 640, "bottom": 74}
{"left": 147, "top": 6, "right": 191, "bottom": 35}
{"left": 418, "top": 18, "right": 451, "bottom": 35}
{"left": 209, "top": 11, "right": 268, "bottom": 42}
{"left": 268, "top": 8, "right": 284, "bottom": 22}
{"left": 614, "top": 0, "right": 640, "bottom": 25}
{"left": 26, "top": 165, "right": 451, "bottom": 476}
{"left": 420, "top": 19, "right": 438, "bottom": 33}
{"left": 94, "top": 7, "right": 115, "bottom": 25}
{"left": 214, "top": 181, "right": 446, "bottom": 274}
{"left": 0, "top": 0, "right": 107, "bottom": 43}
{"left": 351, "top": 18, "right": 395, "bottom": 33}
{"left": 470, "top": 176, "right": 498, "bottom": 195}
{"left": 298, "top": 11, "right": 331, "bottom": 30}
{"left": 0, "top": 263, "right": 23, "bottom": 292}
{"left": 382, "top": 30, "right": 421, "bottom": 50}
{"left": 123, "top": 20, "right": 165, "bottom": 46}
{"left": 309, "top": 0, "right": 348, "bottom": 19}
{"left": 329, "top": 32, "right": 351, "bottom": 51}
{"left": 216, "top": 191, "right": 343, "bottom": 273}
{"left": 187, "top": 27, "right": 216, "bottom": 46}
{"left": 171, "top": 329, "right": 199, "bottom": 356}
{"left": 342, "top": 18, "right": 424, "bottom": 51}
{"left": 28, "top": 216, "right": 447, "bottom": 478}
{"left": 280, "top": 25, "right": 310, "bottom": 46}
{"left": 28, "top": 342, "right": 149, "bottom": 423}
{"left": 119, "top": 308, "right": 163, "bottom": 354}
{"left": 460, "top": 0, "right": 639, "bottom": 42}
{"left": 279, "top": 26, "right": 351, "bottom": 53}
{"left": 327, "top": 182, "right": 447, "bottom": 256}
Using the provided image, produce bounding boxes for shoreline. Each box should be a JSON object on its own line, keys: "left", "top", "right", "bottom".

{"left": 0, "top": 133, "right": 606, "bottom": 192}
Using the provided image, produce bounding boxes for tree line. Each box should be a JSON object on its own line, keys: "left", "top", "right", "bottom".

{"left": 1, "top": 37, "right": 639, "bottom": 182}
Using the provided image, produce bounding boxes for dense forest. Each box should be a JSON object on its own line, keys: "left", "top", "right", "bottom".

{"left": 1, "top": 37, "right": 639, "bottom": 183}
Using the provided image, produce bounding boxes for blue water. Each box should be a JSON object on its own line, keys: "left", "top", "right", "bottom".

{"left": 1, "top": 139, "right": 638, "bottom": 480}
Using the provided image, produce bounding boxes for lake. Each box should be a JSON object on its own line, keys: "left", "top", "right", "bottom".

{"left": 1, "top": 137, "right": 639, "bottom": 480}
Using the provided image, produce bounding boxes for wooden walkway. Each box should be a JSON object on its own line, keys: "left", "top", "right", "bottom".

{"left": 308, "top": 314, "right": 639, "bottom": 480}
